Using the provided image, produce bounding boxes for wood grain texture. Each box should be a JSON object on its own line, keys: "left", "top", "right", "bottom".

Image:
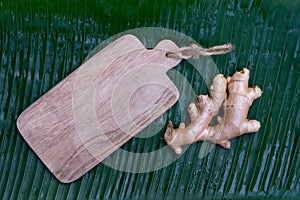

{"left": 17, "top": 35, "right": 182, "bottom": 183}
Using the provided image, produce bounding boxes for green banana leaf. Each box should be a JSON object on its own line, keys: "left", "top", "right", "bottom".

{"left": 0, "top": 0, "right": 299, "bottom": 199}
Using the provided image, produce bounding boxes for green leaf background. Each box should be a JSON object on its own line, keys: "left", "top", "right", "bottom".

{"left": 0, "top": 0, "right": 299, "bottom": 199}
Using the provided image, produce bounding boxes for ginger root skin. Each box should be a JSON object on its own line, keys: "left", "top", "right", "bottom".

{"left": 164, "top": 68, "right": 262, "bottom": 154}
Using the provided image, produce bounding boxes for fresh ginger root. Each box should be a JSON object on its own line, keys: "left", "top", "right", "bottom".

{"left": 164, "top": 68, "right": 262, "bottom": 154}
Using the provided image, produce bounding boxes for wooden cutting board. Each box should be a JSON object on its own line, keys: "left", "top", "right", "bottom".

{"left": 17, "top": 35, "right": 182, "bottom": 183}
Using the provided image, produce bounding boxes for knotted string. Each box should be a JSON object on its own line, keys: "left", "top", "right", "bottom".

{"left": 166, "top": 43, "right": 234, "bottom": 59}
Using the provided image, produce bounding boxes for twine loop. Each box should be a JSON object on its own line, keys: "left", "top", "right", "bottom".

{"left": 166, "top": 43, "right": 234, "bottom": 59}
